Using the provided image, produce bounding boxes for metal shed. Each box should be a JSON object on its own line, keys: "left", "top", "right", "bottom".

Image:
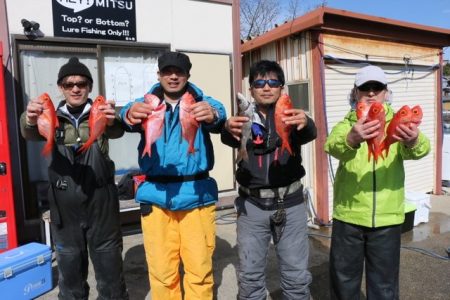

{"left": 241, "top": 7, "right": 450, "bottom": 223}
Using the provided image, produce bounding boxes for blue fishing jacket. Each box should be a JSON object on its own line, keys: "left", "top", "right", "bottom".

{"left": 120, "top": 82, "right": 226, "bottom": 210}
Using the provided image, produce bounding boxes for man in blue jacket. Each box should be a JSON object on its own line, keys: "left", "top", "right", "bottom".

{"left": 120, "top": 51, "right": 226, "bottom": 300}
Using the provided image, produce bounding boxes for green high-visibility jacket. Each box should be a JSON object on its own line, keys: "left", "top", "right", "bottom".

{"left": 324, "top": 104, "right": 430, "bottom": 228}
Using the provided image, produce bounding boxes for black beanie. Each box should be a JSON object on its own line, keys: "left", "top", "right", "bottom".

{"left": 57, "top": 57, "right": 93, "bottom": 84}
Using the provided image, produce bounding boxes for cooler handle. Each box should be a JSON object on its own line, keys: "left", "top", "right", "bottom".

{"left": 3, "top": 267, "right": 12, "bottom": 278}
{"left": 4, "top": 250, "right": 24, "bottom": 259}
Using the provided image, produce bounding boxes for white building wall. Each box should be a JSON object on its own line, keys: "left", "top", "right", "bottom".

{"left": 5, "top": 0, "right": 233, "bottom": 53}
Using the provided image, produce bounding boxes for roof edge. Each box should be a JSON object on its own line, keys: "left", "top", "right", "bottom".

{"left": 241, "top": 7, "right": 325, "bottom": 53}
{"left": 241, "top": 6, "right": 450, "bottom": 53}
{"left": 323, "top": 7, "right": 450, "bottom": 35}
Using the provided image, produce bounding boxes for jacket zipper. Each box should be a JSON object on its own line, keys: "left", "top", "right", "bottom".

{"left": 372, "top": 158, "right": 376, "bottom": 227}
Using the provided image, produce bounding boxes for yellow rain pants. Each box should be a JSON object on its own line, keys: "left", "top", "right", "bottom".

{"left": 141, "top": 204, "right": 216, "bottom": 300}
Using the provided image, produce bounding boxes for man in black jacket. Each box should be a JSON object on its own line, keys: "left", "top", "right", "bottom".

{"left": 21, "top": 57, "right": 128, "bottom": 299}
{"left": 222, "top": 60, "right": 316, "bottom": 300}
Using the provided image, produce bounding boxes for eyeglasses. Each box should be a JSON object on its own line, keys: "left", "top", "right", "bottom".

{"left": 251, "top": 79, "right": 283, "bottom": 89}
{"left": 357, "top": 82, "right": 386, "bottom": 92}
{"left": 61, "top": 81, "right": 89, "bottom": 90}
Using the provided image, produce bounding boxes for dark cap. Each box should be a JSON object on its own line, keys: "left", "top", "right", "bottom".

{"left": 158, "top": 51, "right": 192, "bottom": 74}
{"left": 57, "top": 57, "right": 93, "bottom": 84}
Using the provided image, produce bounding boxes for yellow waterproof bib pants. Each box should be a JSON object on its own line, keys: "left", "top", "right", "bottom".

{"left": 141, "top": 204, "right": 216, "bottom": 300}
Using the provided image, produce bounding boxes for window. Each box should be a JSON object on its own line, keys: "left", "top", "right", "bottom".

{"left": 286, "top": 80, "right": 310, "bottom": 111}
{"left": 102, "top": 47, "right": 165, "bottom": 173}
{"left": 16, "top": 40, "right": 167, "bottom": 219}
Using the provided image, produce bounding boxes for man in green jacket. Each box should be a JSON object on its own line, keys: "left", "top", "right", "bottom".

{"left": 324, "top": 65, "right": 430, "bottom": 300}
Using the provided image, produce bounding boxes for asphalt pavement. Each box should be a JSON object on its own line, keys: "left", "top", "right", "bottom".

{"left": 37, "top": 193, "right": 450, "bottom": 300}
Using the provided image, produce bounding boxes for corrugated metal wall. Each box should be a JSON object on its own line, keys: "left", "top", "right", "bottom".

{"left": 324, "top": 62, "right": 437, "bottom": 218}
{"left": 242, "top": 32, "right": 311, "bottom": 92}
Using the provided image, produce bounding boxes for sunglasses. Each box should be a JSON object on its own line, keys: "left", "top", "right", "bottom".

{"left": 357, "top": 82, "right": 386, "bottom": 92}
{"left": 251, "top": 79, "right": 283, "bottom": 89}
{"left": 61, "top": 81, "right": 89, "bottom": 90}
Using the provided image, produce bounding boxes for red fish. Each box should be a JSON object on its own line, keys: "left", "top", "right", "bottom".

{"left": 78, "top": 96, "right": 108, "bottom": 153}
{"left": 356, "top": 101, "right": 369, "bottom": 120}
{"left": 410, "top": 105, "right": 423, "bottom": 126}
{"left": 36, "top": 93, "right": 59, "bottom": 156}
{"left": 141, "top": 94, "right": 166, "bottom": 158}
{"left": 365, "top": 102, "right": 385, "bottom": 163}
{"left": 381, "top": 105, "right": 412, "bottom": 156}
{"left": 275, "top": 94, "right": 294, "bottom": 156}
{"left": 179, "top": 92, "right": 199, "bottom": 154}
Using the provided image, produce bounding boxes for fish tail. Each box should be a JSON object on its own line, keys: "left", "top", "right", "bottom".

{"left": 374, "top": 154, "right": 378, "bottom": 163}
{"left": 141, "top": 146, "right": 151, "bottom": 158}
{"left": 378, "top": 147, "right": 385, "bottom": 160}
{"left": 188, "top": 144, "right": 196, "bottom": 154}
{"left": 77, "top": 138, "right": 94, "bottom": 154}
{"left": 41, "top": 139, "right": 54, "bottom": 156}
{"left": 285, "top": 142, "right": 293, "bottom": 156}
{"left": 381, "top": 140, "right": 390, "bottom": 157}
{"left": 279, "top": 140, "right": 293, "bottom": 156}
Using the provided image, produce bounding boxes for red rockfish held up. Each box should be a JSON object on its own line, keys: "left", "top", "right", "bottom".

{"left": 381, "top": 105, "right": 412, "bottom": 156}
{"left": 141, "top": 93, "right": 166, "bottom": 158}
{"left": 78, "top": 96, "right": 108, "bottom": 153}
{"left": 365, "top": 102, "right": 385, "bottom": 163}
{"left": 356, "top": 101, "right": 369, "bottom": 120}
{"left": 179, "top": 92, "right": 199, "bottom": 154}
{"left": 37, "top": 93, "right": 59, "bottom": 156}
{"left": 410, "top": 105, "right": 423, "bottom": 126}
{"left": 275, "top": 94, "right": 293, "bottom": 156}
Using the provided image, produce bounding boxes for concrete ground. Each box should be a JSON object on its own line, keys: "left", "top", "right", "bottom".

{"left": 37, "top": 194, "right": 450, "bottom": 300}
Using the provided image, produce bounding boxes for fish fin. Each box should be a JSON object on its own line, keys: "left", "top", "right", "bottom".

{"left": 237, "top": 148, "right": 249, "bottom": 163}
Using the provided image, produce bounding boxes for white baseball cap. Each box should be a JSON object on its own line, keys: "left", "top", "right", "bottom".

{"left": 354, "top": 65, "right": 387, "bottom": 87}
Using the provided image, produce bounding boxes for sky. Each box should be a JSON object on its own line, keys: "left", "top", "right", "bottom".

{"left": 279, "top": 0, "right": 450, "bottom": 60}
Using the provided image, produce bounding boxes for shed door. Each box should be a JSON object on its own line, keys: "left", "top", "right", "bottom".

{"left": 324, "top": 63, "right": 436, "bottom": 218}
{"left": 185, "top": 52, "right": 235, "bottom": 192}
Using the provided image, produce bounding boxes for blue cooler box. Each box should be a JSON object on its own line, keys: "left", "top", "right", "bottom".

{"left": 0, "top": 242, "right": 52, "bottom": 300}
